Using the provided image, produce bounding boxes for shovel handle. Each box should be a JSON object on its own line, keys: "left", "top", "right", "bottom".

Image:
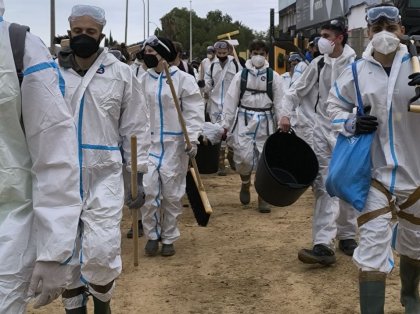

{"left": 130, "top": 135, "right": 139, "bottom": 267}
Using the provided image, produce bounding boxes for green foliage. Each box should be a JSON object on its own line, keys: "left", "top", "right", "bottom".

{"left": 159, "top": 8, "right": 265, "bottom": 60}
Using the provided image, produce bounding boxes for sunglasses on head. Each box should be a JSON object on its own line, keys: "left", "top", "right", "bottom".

{"left": 214, "top": 41, "right": 229, "bottom": 49}
{"left": 144, "top": 35, "right": 170, "bottom": 52}
{"left": 366, "top": 6, "right": 400, "bottom": 25}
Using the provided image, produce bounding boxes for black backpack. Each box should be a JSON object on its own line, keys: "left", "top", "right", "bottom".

{"left": 239, "top": 68, "right": 274, "bottom": 103}
{"left": 9, "top": 23, "right": 30, "bottom": 86}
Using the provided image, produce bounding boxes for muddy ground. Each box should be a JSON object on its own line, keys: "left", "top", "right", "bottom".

{"left": 28, "top": 170, "right": 404, "bottom": 314}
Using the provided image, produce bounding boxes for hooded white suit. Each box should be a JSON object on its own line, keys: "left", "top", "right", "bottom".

{"left": 140, "top": 66, "right": 204, "bottom": 244}
{"left": 204, "top": 55, "right": 241, "bottom": 123}
{"left": 0, "top": 4, "right": 81, "bottom": 312}
{"left": 328, "top": 43, "right": 420, "bottom": 272}
{"left": 222, "top": 59, "right": 283, "bottom": 175}
{"left": 281, "top": 44, "right": 358, "bottom": 249}
{"left": 58, "top": 49, "right": 149, "bottom": 304}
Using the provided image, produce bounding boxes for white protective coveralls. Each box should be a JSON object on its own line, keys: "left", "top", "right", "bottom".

{"left": 130, "top": 59, "right": 146, "bottom": 79}
{"left": 58, "top": 49, "right": 149, "bottom": 305}
{"left": 140, "top": 66, "right": 204, "bottom": 244}
{"left": 222, "top": 59, "right": 283, "bottom": 175}
{"left": 204, "top": 55, "right": 241, "bottom": 123}
{"left": 0, "top": 8, "right": 81, "bottom": 313}
{"left": 280, "top": 45, "right": 358, "bottom": 249}
{"left": 289, "top": 60, "right": 316, "bottom": 147}
{"left": 328, "top": 43, "right": 420, "bottom": 273}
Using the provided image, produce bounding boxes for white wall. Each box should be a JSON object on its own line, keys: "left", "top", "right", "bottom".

{"left": 347, "top": 4, "right": 368, "bottom": 30}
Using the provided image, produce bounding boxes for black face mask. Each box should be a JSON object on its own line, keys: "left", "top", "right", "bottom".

{"left": 143, "top": 54, "right": 159, "bottom": 68}
{"left": 70, "top": 34, "right": 100, "bottom": 58}
{"left": 218, "top": 55, "right": 228, "bottom": 62}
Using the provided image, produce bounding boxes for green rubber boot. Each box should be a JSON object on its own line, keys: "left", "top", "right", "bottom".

{"left": 400, "top": 255, "right": 420, "bottom": 314}
{"left": 93, "top": 296, "right": 111, "bottom": 314}
{"left": 359, "top": 271, "right": 386, "bottom": 314}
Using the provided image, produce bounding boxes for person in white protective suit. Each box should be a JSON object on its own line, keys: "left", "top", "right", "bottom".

{"left": 204, "top": 40, "right": 242, "bottom": 175}
{"left": 139, "top": 35, "right": 204, "bottom": 257}
{"left": 197, "top": 46, "right": 217, "bottom": 121}
{"left": 287, "top": 53, "right": 316, "bottom": 147}
{"left": 220, "top": 39, "right": 283, "bottom": 213}
{"left": 130, "top": 49, "right": 147, "bottom": 79}
{"left": 56, "top": 5, "right": 150, "bottom": 314}
{"left": 327, "top": 4, "right": 420, "bottom": 313}
{"left": 0, "top": 1, "right": 82, "bottom": 312}
{"left": 278, "top": 19, "right": 358, "bottom": 265}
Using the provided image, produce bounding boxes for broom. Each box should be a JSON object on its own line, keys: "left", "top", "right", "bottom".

{"left": 162, "top": 61, "right": 212, "bottom": 226}
{"left": 130, "top": 135, "right": 139, "bottom": 266}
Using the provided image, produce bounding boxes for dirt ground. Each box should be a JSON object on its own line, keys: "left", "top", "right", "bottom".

{"left": 28, "top": 169, "right": 405, "bottom": 314}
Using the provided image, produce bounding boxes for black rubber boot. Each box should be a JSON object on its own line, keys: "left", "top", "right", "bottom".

{"left": 65, "top": 307, "right": 87, "bottom": 314}
{"left": 239, "top": 174, "right": 251, "bottom": 205}
{"left": 400, "top": 255, "right": 420, "bottom": 314}
{"left": 338, "top": 239, "right": 358, "bottom": 256}
{"left": 93, "top": 296, "right": 111, "bottom": 314}
{"left": 359, "top": 271, "right": 386, "bottom": 314}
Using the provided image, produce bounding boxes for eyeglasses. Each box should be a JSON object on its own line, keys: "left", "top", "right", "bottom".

{"left": 214, "top": 41, "right": 229, "bottom": 49}
{"left": 366, "top": 6, "right": 400, "bottom": 25}
{"left": 144, "top": 35, "right": 170, "bottom": 53}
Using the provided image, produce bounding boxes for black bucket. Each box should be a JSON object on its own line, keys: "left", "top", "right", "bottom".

{"left": 195, "top": 136, "right": 221, "bottom": 174}
{"left": 255, "top": 131, "right": 319, "bottom": 207}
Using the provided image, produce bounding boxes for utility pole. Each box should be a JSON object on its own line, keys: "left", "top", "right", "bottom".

{"left": 125, "top": 0, "right": 129, "bottom": 44}
{"left": 147, "top": 0, "right": 150, "bottom": 37}
{"left": 189, "top": 0, "right": 192, "bottom": 62}
{"left": 50, "top": 0, "right": 55, "bottom": 54}
{"left": 142, "top": 0, "right": 146, "bottom": 40}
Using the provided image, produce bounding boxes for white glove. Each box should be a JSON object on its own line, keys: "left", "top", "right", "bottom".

{"left": 185, "top": 143, "right": 198, "bottom": 158}
{"left": 28, "top": 261, "right": 70, "bottom": 309}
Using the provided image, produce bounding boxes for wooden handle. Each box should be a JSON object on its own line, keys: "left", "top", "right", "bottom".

{"left": 130, "top": 135, "right": 139, "bottom": 267}
{"left": 161, "top": 61, "right": 209, "bottom": 198}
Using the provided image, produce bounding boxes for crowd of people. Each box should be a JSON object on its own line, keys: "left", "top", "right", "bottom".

{"left": 1, "top": 1, "right": 420, "bottom": 313}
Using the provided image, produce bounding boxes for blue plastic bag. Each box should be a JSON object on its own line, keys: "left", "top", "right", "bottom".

{"left": 326, "top": 61, "right": 374, "bottom": 211}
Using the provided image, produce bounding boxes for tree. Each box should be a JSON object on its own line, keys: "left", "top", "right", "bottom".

{"left": 159, "top": 8, "right": 259, "bottom": 60}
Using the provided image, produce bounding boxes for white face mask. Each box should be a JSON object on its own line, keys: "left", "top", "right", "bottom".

{"left": 318, "top": 37, "right": 335, "bottom": 55}
{"left": 371, "top": 31, "right": 400, "bottom": 55}
{"left": 251, "top": 55, "right": 266, "bottom": 68}
{"left": 207, "top": 53, "right": 213, "bottom": 60}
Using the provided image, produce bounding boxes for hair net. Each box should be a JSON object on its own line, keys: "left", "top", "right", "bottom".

{"left": 68, "top": 4, "right": 106, "bottom": 26}
{"left": 0, "top": 0, "right": 5, "bottom": 17}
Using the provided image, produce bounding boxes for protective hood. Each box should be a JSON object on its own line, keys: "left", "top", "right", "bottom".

{"left": 0, "top": 0, "right": 5, "bottom": 16}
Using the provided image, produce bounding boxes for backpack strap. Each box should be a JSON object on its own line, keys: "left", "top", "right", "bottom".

{"left": 266, "top": 68, "right": 273, "bottom": 102}
{"left": 239, "top": 68, "right": 249, "bottom": 101}
{"left": 9, "top": 23, "right": 29, "bottom": 86}
{"left": 314, "top": 57, "right": 325, "bottom": 113}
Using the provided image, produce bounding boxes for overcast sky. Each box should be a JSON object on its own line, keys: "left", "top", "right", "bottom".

{"left": 3, "top": 0, "right": 278, "bottom": 46}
